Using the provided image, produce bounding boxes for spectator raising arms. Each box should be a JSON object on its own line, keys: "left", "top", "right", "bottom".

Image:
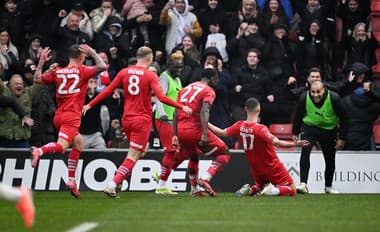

{"left": 159, "top": 0, "right": 202, "bottom": 55}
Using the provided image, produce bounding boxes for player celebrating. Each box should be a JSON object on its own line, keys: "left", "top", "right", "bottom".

{"left": 208, "top": 98, "right": 309, "bottom": 196}
{"left": 31, "top": 45, "right": 107, "bottom": 199}
{"left": 82, "top": 46, "right": 192, "bottom": 198}
{"left": 172, "top": 67, "right": 231, "bottom": 197}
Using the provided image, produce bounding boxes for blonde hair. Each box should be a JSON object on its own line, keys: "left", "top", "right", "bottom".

{"left": 136, "top": 46, "right": 152, "bottom": 59}
{"left": 352, "top": 22, "right": 366, "bottom": 41}
{"left": 169, "top": 52, "right": 184, "bottom": 61}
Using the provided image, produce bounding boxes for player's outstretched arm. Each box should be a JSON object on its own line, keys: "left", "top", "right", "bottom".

{"left": 208, "top": 122, "right": 228, "bottom": 137}
{"left": 272, "top": 137, "right": 309, "bottom": 148}
{"left": 33, "top": 47, "right": 52, "bottom": 84}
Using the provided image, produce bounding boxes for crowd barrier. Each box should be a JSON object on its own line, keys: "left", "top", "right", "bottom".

{"left": 0, "top": 149, "right": 379, "bottom": 193}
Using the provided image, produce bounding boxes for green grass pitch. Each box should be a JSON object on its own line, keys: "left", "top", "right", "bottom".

{"left": 1, "top": 191, "right": 379, "bottom": 232}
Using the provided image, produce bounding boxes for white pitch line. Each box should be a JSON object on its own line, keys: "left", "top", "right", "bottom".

{"left": 67, "top": 222, "right": 98, "bottom": 232}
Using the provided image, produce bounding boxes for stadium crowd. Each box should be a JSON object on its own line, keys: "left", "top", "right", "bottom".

{"left": 0, "top": 0, "right": 379, "bottom": 151}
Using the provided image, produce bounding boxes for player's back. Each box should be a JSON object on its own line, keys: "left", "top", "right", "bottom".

{"left": 118, "top": 65, "right": 157, "bottom": 120}
{"left": 177, "top": 81, "right": 215, "bottom": 129}
{"left": 232, "top": 121, "right": 280, "bottom": 172}
{"left": 44, "top": 65, "right": 96, "bottom": 118}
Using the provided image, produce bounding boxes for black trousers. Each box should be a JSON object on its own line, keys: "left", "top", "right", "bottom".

{"left": 299, "top": 124, "right": 337, "bottom": 187}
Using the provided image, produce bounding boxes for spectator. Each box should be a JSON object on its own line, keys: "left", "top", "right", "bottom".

{"left": 0, "top": 74, "right": 43, "bottom": 148}
{"left": 261, "top": 23, "right": 295, "bottom": 125}
{"left": 30, "top": 83, "right": 56, "bottom": 147}
{"left": 196, "top": 0, "right": 228, "bottom": 51}
{"left": 341, "top": 22, "right": 378, "bottom": 71}
{"left": 30, "top": 0, "right": 69, "bottom": 49}
{"left": 0, "top": 95, "right": 34, "bottom": 128}
{"left": 159, "top": 0, "right": 202, "bottom": 55}
{"left": 257, "top": 0, "right": 293, "bottom": 26}
{"left": 336, "top": 0, "right": 370, "bottom": 43}
{"left": 202, "top": 48, "right": 236, "bottom": 148}
{"left": 59, "top": 1, "right": 94, "bottom": 40}
{"left": 333, "top": 62, "right": 373, "bottom": 98}
{"left": 0, "top": 0, "right": 33, "bottom": 52}
{"left": 292, "top": 80, "right": 348, "bottom": 194}
{"left": 343, "top": 81, "right": 380, "bottom": 151}
{"left": 53, "top": 14, "right": 92, "bottom": 65}
{"left": 229, "top": 0, "right": 261, "bottom": 40}
{"left": 121, "top": 0, "right": 151, "bottom": 46}
{"left": 227, "top": 18, "right": 265, "bottom": 74}
{"left": 89, "top": 0, "right": 122, "bottom": 34}
{"left": 79, "top": 78, "right": 107, "bottom": 149}
{"left": 0, "top": 28, "right": 18, "bottom": 81}
{"left": 171, "top": 33, "right": 201, "bottom": 86}
{"left": 230, "top": 48, "right": 272, "bottom": 122}
{"left": 290, "top": 0, "right": 336, "bottom": 38}
{"left": 259, "top": 0, "right": 289, "bottom": 38}
{"left": 94, "top": 16, "right": 131, "bottom": 66}
{"left": 122, "top": 0, "right": 166, "bottom": 55}
{"left": 20, "top": 58, "right": 36, "bottom": 86}
{"left": 295, "top": 20, "right": 328, "bottom": 86}
{"left": 19, "top": 35, "right": 44, "bottom": 69}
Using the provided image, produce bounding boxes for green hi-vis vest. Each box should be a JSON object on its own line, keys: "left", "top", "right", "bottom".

{"left": 303, "top": 91, "right": 338, "bottom": 130}
{"left": 155, "top": 71, "right": 182, "bottom": 120}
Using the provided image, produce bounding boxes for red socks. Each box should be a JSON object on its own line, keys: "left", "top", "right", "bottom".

{"left": 278, "top": 186, "right": 296, "bottom": 196}
{"left": 113, "top": 158, "right": 136, "bottom": 185}
{"left": 68, "top": 148, "right": 81, "bottom": 178}
{"left": 187, "top": 159, "right": 199, "bottom": 188}
{"left": 40, "top": 142, "right": 63, "bottom": 154}
{"left": 160, "top": 152, "right": 176, "bottom": 181}
{"left": 206, "top": 154, "right": 230, "bottom": 177}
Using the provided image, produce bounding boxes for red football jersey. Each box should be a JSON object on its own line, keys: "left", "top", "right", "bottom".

{"left": 226, "top": 121, "right": 280, "bottom": 175}
{"left": 89, "top": 65, "right": 182, "bottom": 121}
{"left": 42, "top": 65, "right": 97, "bottom": 119}
{"left": 177, "top": 81, "right": 215, "bottom": 129}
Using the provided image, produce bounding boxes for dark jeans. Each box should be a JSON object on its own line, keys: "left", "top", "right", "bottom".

{"left": 299, "top": 124, "right": 337, "bottom": 187}
{"left": 0, "top": 137, "right": 30, "bottom": 148}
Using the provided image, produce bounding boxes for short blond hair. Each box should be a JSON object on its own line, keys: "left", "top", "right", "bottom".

{"left": 136, "top": 46, "right": 153, "bottom": 59}
{"left": 169, "top": 52, "right": 184, "bottom": 61}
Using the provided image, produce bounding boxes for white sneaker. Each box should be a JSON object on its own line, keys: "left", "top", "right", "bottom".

{"left": 296, "top": 182, "right": 309, "bottom": 194}
{"left": 104, "top": 186, "right": 119, "bottom": 198}
{"left": 260, "top": 183, "right": 275, "bottom": 196}
{"left": 235, "top": 184, "right": 252, "bottom": 197}
{"left": 325, "top": 187, "right": 339, "bottom": 194}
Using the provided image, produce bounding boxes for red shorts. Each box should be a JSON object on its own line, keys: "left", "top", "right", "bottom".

{"left": 177, "top": 128, "right": 228, "bottom": 159}
{"left": 154, "top": 119, "right": 176, "bottom": 152}
{"left": 251, "top": 162, "right": 294, "bottom": 189}
{"left": 54, "top": 113, "right": 80, "bottom": 144}
{"left": 123, "top": 117, "right": 151, "bottom": 151}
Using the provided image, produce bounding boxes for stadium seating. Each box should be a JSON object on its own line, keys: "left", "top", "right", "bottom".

{"left": 269, "top": 124, "right": 297, "bottom": 151}
{"left": 373, "top": 124, "right": 380, "bottom": 150}
{"left": 269, "top": 124, "right": 294, "bottom": 140}
{"left": 371, "top": 1, "right": 380, "bottom": 16}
